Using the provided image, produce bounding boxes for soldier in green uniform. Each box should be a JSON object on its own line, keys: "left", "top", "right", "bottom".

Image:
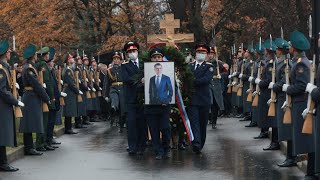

{"left": 20, "top": 44, "right": 51, "bottom": 155}
{"left": 63, "top": 53, "right": 81, "bottom": 134}
{"left": 103, "top": 51, "right": 126, "bottom": 131}
{"left": 35, "top": 47, "right": 56, "bottom": 151}
{"left": 0, "top": 40, "right": 23, "bottom": 171}
{"left": 82, "top": 55, "right": 93, "bottom": 125}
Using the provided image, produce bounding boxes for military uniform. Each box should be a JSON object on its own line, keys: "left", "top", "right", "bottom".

{"left": 75, "top": 63, "right": 88, "bottom": 128}
{"left": 188, "top": 43, "right": 214, "bottom": 154}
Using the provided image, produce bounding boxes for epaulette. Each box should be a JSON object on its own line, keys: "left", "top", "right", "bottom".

{"left": 122, "top": 61, "right": 129, "bottom": 64}
{"left": 297, "top": 58, "right": 302, "bottom": 63}
{"left": 206, "top": 62, "right": 212, "bottom": 65}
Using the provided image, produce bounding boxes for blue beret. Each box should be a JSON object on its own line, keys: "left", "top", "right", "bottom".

{"left": 264, "top": 39, "right": 277, "bottom": 51}
{"left": 0, "top": 40, "right": 9, "bottom": 56}
{"left": 274, "top": 38, "right": 289, "bottom": 49}
{"left": 255, "top": 43, "right": 265, "bottom": 55}
{"left": 290, "top": 30, "right": 310, "bottom": 51}
{"left": 23, "top": 44, "right": 37, "bottom": 59}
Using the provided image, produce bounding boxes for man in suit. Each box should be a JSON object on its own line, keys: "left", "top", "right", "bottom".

{"left": 149, "top": 63, "right": 173, "bottom": 105}
{"left": 188, "top": 43, "right": 214, "bottom": 154}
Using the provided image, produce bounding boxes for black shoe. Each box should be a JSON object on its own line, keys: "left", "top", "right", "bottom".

{"left": 90, "top": 118, "right": 100, "bottom": 122}
{"left": 0, "top": 164, "right": 19, "bottom": 172}
{"left": 51, "top": 139, "right": 61, "bottom": 145}
{"left": 137, "top": 151, "right": 144, "bottom": 156}
{"left": 44, "top": 145, "right": 55, "bottom": 151}
{"left": 82, "top": 121, "right": 93, "bottom": 125}
{"left": 74, "top": 124, "right": 87, "bottom": 129}
{"left": 304, "top": 175, "right": 318, "bottom": 180}
{"left": 277, "top": 158, "right": 297, "bottom": 167}
{"left": 65, "top": 130, "right": 78, "bottom": 134}
{"left": 128, "top": 151, "right": 136, "bottom": 156}
{"left": 25, "top": 148, "right": 43, "bottom": 156}
{"left": 236, "top": 114, "right": 245, "bottom": 118}
{"left": 254, "top": 132, "right": 268, "bottom": 139}
{"left": 155, "top": 154, "right": 162, "bottom": 160}
{"left": 171, "top": 145, "right": 177, "bottom": 149}
{"left": 178, "top": 144, "right": 186, "bottom": 150}
{"left": 212, "top": 124, "right": 217, "bottom": 129}
{"left": 192, "top": 146, "right": 201, "bottom": 154}
{"left": 36, "top": 147, "right": 47, "bottom": 152}
{"left": 239, "top": 116, "right": 251, "bottom": 121}
{"left": 163, "top": 152, "right": 170, "bottom": 159}
{"left": 263, "top": 142, "right": 280, "bottom": 151}
{"left": 50, "top": 145, "right": 59, "bottom": 149}
{"left": 245, "top": 122, "right": 257, "bottom": 127}
{"left": 118, "top": 128, "right": 123, "bottom": 133}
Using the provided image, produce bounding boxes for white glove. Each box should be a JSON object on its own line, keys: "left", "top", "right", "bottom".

{"left": 92, "top": 79, "right": 95, "bottom": 83}
{"left": 15, "top": 83, "right": 20, "bottom": 89}
{"left": 217, "top": 75, "right": 221, "bottom": 79}
{"left": 302, "top": 108, "right": 308, "bottom": 119}
{"left": 248, "top": 76, "right": 254, "bottom": 82}
{"left": 227, "top": 84, "right": 231, "bottom": 87}
{"left": 99, "top": 79, "right": 101, "bottom": 83}
{"left": 79, "top": 79, "right": 81, "bottom": 83}
{"left": 306, "top": 83, "right": 317, "bottom": 93}
{"left": 79, "top": 90, "right": 83, "bottom": 95}
{"left": 99, "top": 87, "right": 102, "bottom": 90}
{"left": 231, "top": 81, "right": 236, "bottom": 86}
{"left": 228, "top": 75, "right": 232, "bottom": 79}
{"left": 60, "top": 92, "right": 67, "bottom": 97}
{"left": 105, "top": 97, "right": 109, "bottom": 102}
{"left": 92, "top": 88, "right": 96, "bottom": 92}
{"left": 267, "top": 99, "right": 271, "bottom": 105}
{"left": 268, "top": 82, "right": 274, "bottom": 89}
{"left": 282, "top": 84, "right": 289, "bottom": 92}
{"left": 246, "top": 89, "right": 251, "bottom": 93}
{"left": 43, "top": 83, "right": 47, "bottom": 88}
{"left": 255, "top": 78, "right": 261, "bottom": 84}
{"left": 239, "top": 74, "right": 243, "bottom": 78}
{"left": 232, "top": 72, "right": 237, "bottom": 77}
{"left": 18, "top": 100, "right": 24, "bottom": 107}
{"left": 86, "top": 78, "right": 89, "bottom": 82}
{"left": 281, "top": 101, "right": 287, "bottom": 109}
{"left": 88, "top": 87, "right": 91, "bottom": 91}
{"left": 252, "top": 91, "right": 257, "bottom": 97}
{"left": 60, "top": 80, "right": 63, "bottom": 85}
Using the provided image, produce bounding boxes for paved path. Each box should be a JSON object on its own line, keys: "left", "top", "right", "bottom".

{"left": 0, "top": 117, "right": 304, "bottom": 180}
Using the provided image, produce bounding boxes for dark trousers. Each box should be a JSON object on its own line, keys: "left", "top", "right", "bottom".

{"left": 272, "top": 128, "right": 278, "bottom": 143}
{"left": 75, "top": 117, "right": 82, "bottom": 126}
{"left": 47, "top": 110, "right": 57, "bottom": 145}
{"left": 211, "top": 98, "right": 219, "bottom": 125}
{"left": 36, "top": 112, "right": 48, "bottom": 148}
{"left": 0, "top": 146, "right": 7, "bottom": 165}
{"left": 147, "top": 113, "right": 171, "bottom": 156}
{"left": 188, "top": 105, "right": 210, "bottom": 150}
{"left": 127, "top": 104, "right": 147, "bottom": 152}
{"left": 307, "top": 152, "right": 315, "bottom": 176}
{"left": 64, "top": 117, "right": 72, "bottom": 131}
{"left": 100, "top": 97, "right": 108, "bottom": 119}
{"left": 23, "top": 133, "right": 34, "bottom": 151}
{"left": 223, "top": 92, "right": 232, "bottom": 115}
{"left": 287, "top": 140, "right": 295, "bottom": 158}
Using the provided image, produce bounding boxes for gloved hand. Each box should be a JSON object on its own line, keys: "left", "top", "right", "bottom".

{"left": 281, "top": 101, "right": 287, "bottom": 109}
{"left": 239, "top": 74, "right": 243, "bottom": 78}
{"left": 302, "top": 108, "right": 308, "bottom": 119}
{"left": 231, "top": 81, "right": 236, "bottom": 86}
{"left": 86, "top": 78, "right": 89, "bottom": 82}
{"left": 255, "top": 78, "right": 261, "bottom": 84}
{"left": 282, "top": 84, "right": 289, "bottom": 92}
{"left": 79, "top": 79, "right": 81, "bottom": 83}
{"left": 267, "top": 99, "right": 271, "bottom": 105}
{"left": 99, "top": 87, "right": 102, "bottom": 90}
{"left": 217, "top": 75, "right": 221, "bottom": 79}
{"left": 105, "top": 97, "right": 109, "bottom": 102}
{"left": 92, "top": 79, "right": 95, "bottom": 83}
{"left": 227, "top": 84, "right": 231, "bottom": 87}
{"left": 232, "top": 72, "right": 237, "bottom": 77}
{"left": 60, "top": 80, "right": 63, "bottom": 85}
{"left": 92, "top": 88, "right": 96, "bottom": 92}
{"left": 248, "top": 76, "right": 254, "bottom": 82}
{"left": 43, "top": 83, "right": 47, "bottom": 88}
{"left": 305, "top": 83, "right": 317, "bottom": 93}
{"left": 60, "top": 92, "right": 67, "bottom": 97}
{"left": 99, "top": 79, "right": 101, "bottom": 83}
{"left": 228, "top": 75, "right": 232, "bottom": 79}
{"left": 252, "top": 91, "right": 257, "bottom": 97}
{"left": 268, "top": 82, "right": 274, "bottom": 89}
{"left": 79, "top": 90, "right": 83, "bottom": 95}
{"left": 88, "top": 87, "right": 91, "bottom": 91}
{"left": 17, "top": 100, "right": 24, "bottom": 107}
{"left": 15, "top": 83, "right": 20, "bottom": 89}
{"left": 246, "top": 89, "right": 251, "bottom": 93}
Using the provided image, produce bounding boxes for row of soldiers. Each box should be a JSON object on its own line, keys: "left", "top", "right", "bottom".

{"left": 227, "top": 31, "right": 319, "bottom": 179}
{"left": 0, "top": 41, "right": 106, "bottom": 172}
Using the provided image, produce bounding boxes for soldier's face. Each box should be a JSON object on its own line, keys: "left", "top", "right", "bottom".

{"left": 77, "top": 58, "right": 83, "bottom": 65}
{"left": 17, "top": 65, "right": 22, "bottom": 72}
{"left": 154, "top": 65, "right": 162, "bottom": 76}
{"left": 208, "top": 52, "right": 215, "bottom": 60}
{"left": 244, "top": 51, "right": 250, "bottom": 58}
{"left": 151, "top": 55, "right": 163, "bottom": 62}
{"left": 84, "top": 59, "right": 89, "bottom": 65}
{"left": 5, "top": 49, "right": 11, "bottom": 60}
{"left": 113, "top": 57, "right": 121, "bottom": 65}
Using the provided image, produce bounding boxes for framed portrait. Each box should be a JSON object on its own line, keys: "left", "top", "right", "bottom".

{"left": 144, "top": 62, "right": 175, "bottom": 105}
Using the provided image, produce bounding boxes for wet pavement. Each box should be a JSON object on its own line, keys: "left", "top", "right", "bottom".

{"left": 0, "top": 117, "right": 305, "bottom": 180}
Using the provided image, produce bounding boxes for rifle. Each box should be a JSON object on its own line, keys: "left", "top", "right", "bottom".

{"left": 246, "top": 61, "right": 254, "bottom": 102}
{"left": 268, "top": 59, "right": 276, "bottom": 117}
{"left": 83, "top": 68, "right": 91, "bottom": 99}
{"left": 227, "top": 66, "right": 233, "bottom": 94}
{"left": 96, "top": 70, "right": 102, "bottom": 97}
{"left": 252, "top": 62, "right": 262, "bottom": 107}
{"left": 283, "top": 59, "right": 292, "bottom": 124}
{"left": 56, "top": 66, "right": 65, "bottom": 106}
{"left": 237, "top": 59, "right": 245, "bottom": 96}
{"left": 39, "top": 68, "right": 49, "bottom": 112}
{"left": 302, "top": 54, "right": 316, "bottom": 134}
{"left": 75, "top": 70, "right": 83, "bottom": 103}
{"left": 232, "top": 60, "right": 239, "bottom": 92}
{"left": 10, "top": 69, "right": 23, "bottom": 118}
{"left": 214, "top": 46, "right": 221, "bottom": 79}
{"left": 89, "top": 69, "right": 96, "bottom": 98}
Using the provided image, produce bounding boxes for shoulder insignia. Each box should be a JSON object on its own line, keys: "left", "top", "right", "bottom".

{"left": 209, "top": 67, "right": 214, "bottom": 72}
{"left": 297, "top": 58, "right": 302, "bottom": 63}
{"left": 206, "top": 62, "right": 212, "bottom": 65}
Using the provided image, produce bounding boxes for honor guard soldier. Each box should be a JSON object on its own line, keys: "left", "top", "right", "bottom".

{"left": 103, "top": 51, "right": 126, "bottom": 131}
{"left": 20, "top": 44, "right": 50, "bottom": 156}
{"left": 74, "top": 54, "right": 88, "bottom": 129}
{"left": 82, "top": 55, "right": 93, "bottom": 125}
{"left": 282, "top": 31, "right": 315, "bottom": 179}
{"left": 208, "top": 47, "right": 224, "bottom": 129}
{"left": 87, "top": 58, "right": 99, "bottom": 122}
{"left": 235, "top": 48, "right": 245, "bottom": 118}
{"left": 62, "top": 53, "right": 82, "bottom": 134}
{"left": 269, "top": 38, "right": 296, "bottom": 167}
{"left": 145, "top": 48, "right": 172, "bottom": 160}
{"left": 121, "top": 42, "right": 147, "bottom": 155}
{"left": 188, "top": 43, "right": 214, "bottom": 154}
{"left": 0, "top": 40, "right": 23, "bottom": 171}
{"left": 35, "top": 47, "right": 56, "bottom": 151}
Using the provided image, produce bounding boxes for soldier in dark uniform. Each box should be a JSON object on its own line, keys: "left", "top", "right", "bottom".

{"left": 258, "top": 39, "right": 280, "bottom": 151}
{"left": 63, "top": 52, "right": 81, "bottom": 134}
{"left": 221, "top": 63, "right": 232, "bottom": 117}
{"left": 269, "top": 38, "right": 296, "bottom": 166}
{"left": 87, "top": 58, "right": 99, "bottom": 122}
{"left": 0, "top": 40, "right": 22, "bottom": 171}
{"left": 74, "top": 54, "right": 88, "bottom": 129}
{"left": 235, "top": 49, "right": 244, "bottom": 118}
{"left": 20, "top": 44, "right": 51, "bottom": 155}
{"left": 103, "top": 51, "right": 126, "bottom": 132}
{"left": 82, "top": 55, "right": 93, "bottom": 125}
{"left": 121, "top": 42, "right": 146, "bottom": 155}
{"left": 35, "top": 47, "right": 56, "bottom": 151}
{"left": 208, "top": 47, "right": 224, "bottom": 129}
{"left": 282, "top": 31, "right": 315, "bottom": 179}
{"left": 188, "top": 43, "right": 214, "bottom": 154}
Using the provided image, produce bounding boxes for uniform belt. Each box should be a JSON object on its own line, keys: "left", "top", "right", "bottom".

{"left": 112, "top": 82, "right": 123, "bottom": 86}
{"left": 24, "top": 86, "right": 33, "bottom": 91}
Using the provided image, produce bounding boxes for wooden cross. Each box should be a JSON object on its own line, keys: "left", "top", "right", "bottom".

{"left": 147, "top": 14, "right": 194, "bottom": 47}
